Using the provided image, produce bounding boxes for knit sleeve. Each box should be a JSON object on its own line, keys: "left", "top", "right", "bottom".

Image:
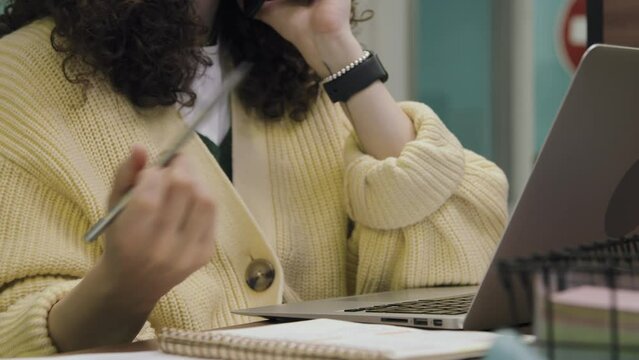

{"left": 0, "top": 278, "right": 156, "bottom": 356}
{"left": 349, "top": 150, "right": 508, "bottom": 293}
{"left": 0, "top": 279, "right": 80, "bottom": 357}
{"left": 342, "top": 102, "right": 509, "bottom": 291}
{"left": 343, "top": 102, "right": 467, "bottom": 230}
{"left": 0, "top": 23, "right": 159, "bottom": 354}
{"left": 0, "top": 152, "right": 85, "bottom": 357}
{"left": 0, "top": 155, "right": 159, "bottom": 356}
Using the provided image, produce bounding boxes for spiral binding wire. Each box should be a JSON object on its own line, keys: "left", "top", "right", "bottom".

{"left": 498, "top": 235, "right": 639, "bottom": 360}
{"left": 158, "top": 327, "right": 390, "bottom": 360}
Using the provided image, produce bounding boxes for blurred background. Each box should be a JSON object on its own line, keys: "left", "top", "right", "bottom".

{"left": 1, "top": 0, "right": 637, "bottom": 207}
{"left": 355, "top": 0, "right": 639, "bottom": 206}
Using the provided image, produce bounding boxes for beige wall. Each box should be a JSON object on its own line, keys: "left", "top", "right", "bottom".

{"left": 354, "top": 0, "right": 412, "bottom": 101}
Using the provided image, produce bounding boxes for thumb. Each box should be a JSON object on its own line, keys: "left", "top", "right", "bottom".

{"left": 255, "top": 1, "right": 297, "bottom": 26}
{"left": 109, "top": 145, "right": 148, "bottom": 207}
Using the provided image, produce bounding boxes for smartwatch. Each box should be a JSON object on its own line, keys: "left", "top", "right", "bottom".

{"left": 323, "top": 51, "right": 389, "bottom": 103}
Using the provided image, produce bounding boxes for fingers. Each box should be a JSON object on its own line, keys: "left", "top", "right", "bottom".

{"left": 125, "top": 166, "right": 167, "bottom": 234}
{"left": 166, "top": 156, "right": 216, "bottom": 244}
{"left": 157, "top": 155, "right": 196, "bottom": 234}
{"left": 180, "top": 183, "right": 216, "bottom": 244}
{"left": 152, "top": 154, "right": 215, "bottom": 244}
{"left": 254, "top": 0, "right": 295, "bottom": 24}
{"left": 104, "top": 150, "right": 217, "bottom": 295}
{"left": 110, "top": 145, "right": 148, "bottom": 207}
{"left": 177, "top": 183, "right": 217, "bottom": 270}
{"left": 160, "top": 155, "right": 217, "bottom": 270}
{"left": 114, "top": 150, "right": 216, "bottom": 246}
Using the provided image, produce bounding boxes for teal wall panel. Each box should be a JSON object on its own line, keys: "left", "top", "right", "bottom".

{"left": 414, "top": 0, "right": 493, "bottom": 159}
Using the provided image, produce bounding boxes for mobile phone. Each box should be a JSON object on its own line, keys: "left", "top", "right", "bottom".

{"left": 237, "top": 0, "right": 265, "bottom": 18}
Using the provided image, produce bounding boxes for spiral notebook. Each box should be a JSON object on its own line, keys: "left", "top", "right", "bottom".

{"left": 158, "top": 319, "right": 506, "bottom": 360}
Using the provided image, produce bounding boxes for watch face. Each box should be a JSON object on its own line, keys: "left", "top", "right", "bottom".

{"left": 237, "top": 0, "right": 265, "bottom": 18}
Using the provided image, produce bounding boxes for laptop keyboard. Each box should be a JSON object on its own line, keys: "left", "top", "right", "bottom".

{"left": 343, "top": 295, "right": 474, "bottom": 316}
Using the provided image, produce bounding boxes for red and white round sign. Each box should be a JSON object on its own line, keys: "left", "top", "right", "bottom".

{"left": 559, "top": 0, "right": 587, "bottom": 72}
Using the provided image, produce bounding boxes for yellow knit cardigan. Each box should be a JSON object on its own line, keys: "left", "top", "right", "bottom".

{"left": 0, "top": 19, "right": 508, "bottom": 357}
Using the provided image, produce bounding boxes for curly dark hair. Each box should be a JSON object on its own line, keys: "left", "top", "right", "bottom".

{"left": 0, "top": 0, "right": 372, "bottom": 121}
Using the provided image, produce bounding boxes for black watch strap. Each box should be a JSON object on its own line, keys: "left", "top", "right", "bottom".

{"left": 323, "top": 52, "right": 389, "bottom": 103}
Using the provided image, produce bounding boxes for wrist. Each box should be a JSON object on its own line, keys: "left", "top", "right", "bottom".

{"left": 314, "top": 31, "right": 364, "bottom": 78}
{"left": 90, "top": 260, "right": 159, "bottom": 314}
{"left": 49, "top": 260, "right": 155, "bottom": 352}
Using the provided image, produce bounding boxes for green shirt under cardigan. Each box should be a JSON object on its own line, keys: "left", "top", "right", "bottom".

{"left": 198, "top": 131, "right": 232, "bottom": 180}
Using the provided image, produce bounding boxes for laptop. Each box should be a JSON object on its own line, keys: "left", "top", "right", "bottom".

{"left": 234, "top": 44, "right": 639, "bottom": 330}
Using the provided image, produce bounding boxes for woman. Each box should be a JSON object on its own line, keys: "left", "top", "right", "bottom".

{"left": 0, "top": 0, "right": 508, "bottom": 356}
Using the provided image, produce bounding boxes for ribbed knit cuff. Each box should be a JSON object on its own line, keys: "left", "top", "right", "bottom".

{"left": 0, "top": 280, "right": 80, "bottom": 357}
{"left": 344, "top": 102, "right": 466, "bottom": 230}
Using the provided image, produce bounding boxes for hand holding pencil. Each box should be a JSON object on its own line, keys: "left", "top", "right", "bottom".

{"left": 49, "top": 147, "right": 218, "bottom": 351}
{"left": 74, "top": 64, "right": 249, "bottom": 311}
{"left": 101, "top": 146, "right": 217, "bottom": 306}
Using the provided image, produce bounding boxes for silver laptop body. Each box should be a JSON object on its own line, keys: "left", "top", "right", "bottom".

{"left": 234, "top": 45, "right": 639, "bottom": 330}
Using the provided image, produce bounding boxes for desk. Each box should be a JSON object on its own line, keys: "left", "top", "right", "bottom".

{"left": 69, "top": 340, "right": 158, "bottom": 355}
{"left": 67, "top": 321, "right": 273, "bottom": 356}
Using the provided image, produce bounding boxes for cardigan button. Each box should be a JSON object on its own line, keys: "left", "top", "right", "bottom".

{"left": 245, "top": 259, "right": 275, "bottom": 292}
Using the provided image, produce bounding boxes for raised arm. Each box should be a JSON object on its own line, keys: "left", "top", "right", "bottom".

{"left": 48, "top": 149, "right": 218, "bottom": 352}
{"left": 257, "top": 0, "right": 415, "bottom": 160}
{"left": 0, "top": 146, "right": 217, "bottom": 355}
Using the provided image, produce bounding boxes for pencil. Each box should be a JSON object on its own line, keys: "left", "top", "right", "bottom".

{"left": 84, "top": 62, "right": 252, "bottom": 243}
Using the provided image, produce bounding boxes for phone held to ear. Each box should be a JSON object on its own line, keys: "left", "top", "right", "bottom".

{"left": 237, "top": 0, "right": 266, "bottom": 18}
{"left": 237, "top": 0, "right": 312, "bottom": 18}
